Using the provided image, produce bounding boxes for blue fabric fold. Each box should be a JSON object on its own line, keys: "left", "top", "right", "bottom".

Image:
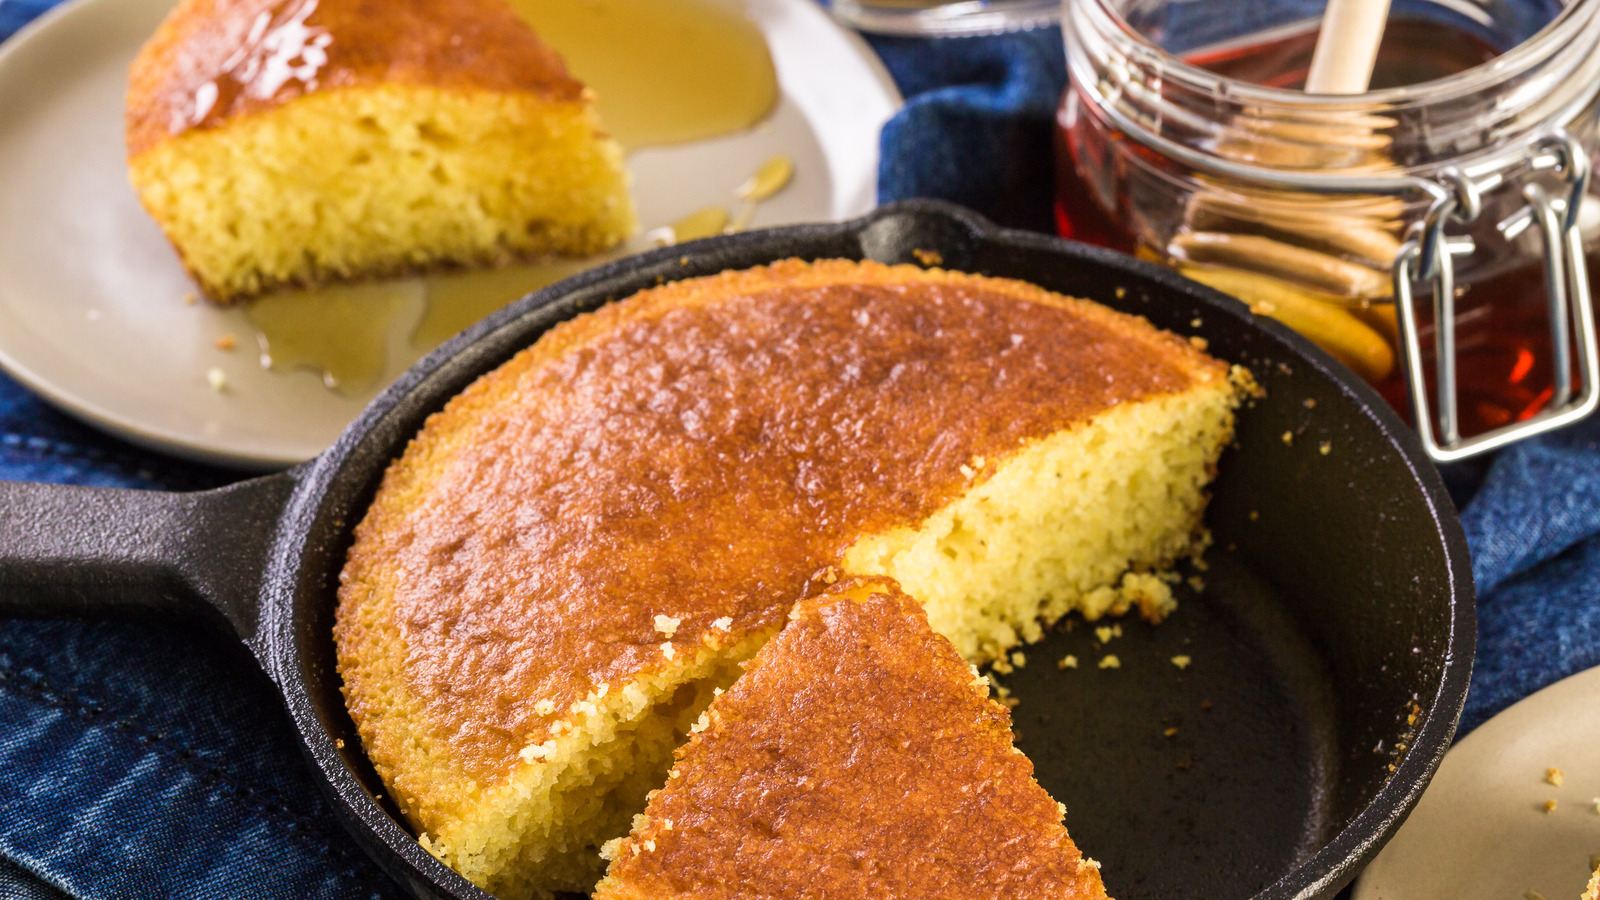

{"left": 1, "top": 0, "right": 1598, "bottom": 897}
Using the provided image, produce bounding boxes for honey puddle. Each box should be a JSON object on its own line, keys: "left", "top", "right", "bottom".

{"left": 246, "top": 280, "right": 424, "bottom": 393}
{"left": 411, "top": 257, "right": 594, "bottom": 351}
{"left": 508, "top": 0, "right": 777, "bottom": 150}
{"left": 242, "top": 0, "right": 787, "bottom": 393}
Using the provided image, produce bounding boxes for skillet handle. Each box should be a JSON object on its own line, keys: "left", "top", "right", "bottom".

{"left": 0, "top": 472, "right": 297, "bottom": 643}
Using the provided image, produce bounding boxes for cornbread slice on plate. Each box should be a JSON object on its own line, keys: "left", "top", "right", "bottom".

{"left": 125, "top": 0, "right": 635, "bottom": 304}
{"left": 592, "top": 575, "right": 1112, "bottom": 900}
{"left": 335, "top": 259, "right": 1249, "bottom": 898}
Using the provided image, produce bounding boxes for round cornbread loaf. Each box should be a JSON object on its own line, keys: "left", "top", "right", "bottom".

{"left": 126, "top": 0, "right": 635, "bottom": 303}
{"left": 335, "top": 259, "right": 1247, "bottom": 898}
{"left": 593, "top": 575, "right": 1112, "bottom": 900}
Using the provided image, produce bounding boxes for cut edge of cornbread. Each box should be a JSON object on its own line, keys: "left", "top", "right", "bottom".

{"left": 1584, "top": 862, "right": 1599, "bottom": 900}
{"left": 419, "top": 637, "right": 770, "bottom": 900}
{"left": 128, "top": 82, "right": 635, "bottom": 304}
{"left": 844, "top": 372, "right": 1244, "bottom": 663}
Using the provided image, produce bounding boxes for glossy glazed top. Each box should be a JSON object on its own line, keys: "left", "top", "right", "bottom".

{"left": 595, "top": 576, "right": 1111, "bottom": 900}
{"left": 126, "top": 0, "right": 583, "bottom": 156}
{"left": 336, "top": 259, "right": 1224, "bottom": 792}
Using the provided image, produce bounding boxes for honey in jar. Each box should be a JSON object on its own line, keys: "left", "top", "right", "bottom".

{"left": 1056, "top": 0, "right": 1600, "bottom": 456}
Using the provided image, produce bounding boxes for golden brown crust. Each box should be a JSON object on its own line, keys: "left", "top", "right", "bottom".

{"left": 596, "top": 575, "right": 1111, "bottom": 900}
{"left": 336, "top": 260, "right": 1227, "bottom": 812}
{"left": 126, "top": 0, "right": 584, "bottom": 158}
{"left": 1585, "top": 863, "right": 1600, "bottom": 900}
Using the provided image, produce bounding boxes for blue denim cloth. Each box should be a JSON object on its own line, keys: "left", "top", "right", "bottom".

{"left": 3, "top": 0, "right": 1599, "bottom": 897}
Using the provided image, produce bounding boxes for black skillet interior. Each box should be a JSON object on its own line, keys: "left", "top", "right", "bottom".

{"left": 258, "top": 200, "right": 1474, "bottom": 900}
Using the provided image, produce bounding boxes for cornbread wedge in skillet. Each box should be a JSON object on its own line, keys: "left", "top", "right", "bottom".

{"left": 335, "top": 259, "right": 1248, "bottom": 898}
{"left": 592, "top": 575, "right": 1112, "bottom": 900}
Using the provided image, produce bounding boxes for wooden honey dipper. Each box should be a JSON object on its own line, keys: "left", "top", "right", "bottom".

{"left": 1171, "top": 0, "right": 1402, "bottom": 382}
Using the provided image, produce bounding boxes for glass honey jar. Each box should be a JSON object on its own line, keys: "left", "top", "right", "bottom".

{"left": 1056, "top": 0, "right": 1600, "bottom": 461}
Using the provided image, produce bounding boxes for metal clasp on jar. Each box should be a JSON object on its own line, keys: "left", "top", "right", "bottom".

{"left": 1392, "top": 130, "right": 1600, "bottom": 462}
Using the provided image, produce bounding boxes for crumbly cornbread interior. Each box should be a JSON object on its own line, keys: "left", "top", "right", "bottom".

{"left": 335, "top": 261, "right": 1248, "bottom": 899}
{"left": 128, "top": 84, "right": 633, "bottom": 303}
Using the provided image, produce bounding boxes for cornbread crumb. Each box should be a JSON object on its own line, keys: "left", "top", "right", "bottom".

{"left": 1095, "top": 626, "right": 1115, "bottom": 644}
{"left": 1304, "top": 398, "right": 1316, "bottom": 409}
{"left": 1547, "top": 767, "right": 1565, "bottom": 787}
{"left": 1058, "top": 655, "right": 1078, "bottom": 670}
{"left": 712, "top": 616, "right": 732, "bottom": 632}
{"left": 690, "top": 711, "right": 712, "bottom": 734}
{"left": 1164, "top": 727, "right": 1179, "bottom": 737}
{"left": 1098, "top": 655, "right": 1121, "bottom": 669}
{"left": 653, "top": 615, "right": 681, "bottom": 637}
{"left": 991, "top": 656, "right": 1014, "bottom": 675}
{"left": 960, "top": 464, "right": 977, "bottom": 479}
{"left": 912, "top": 248, "right": 944, "bottom": 267}
{"left": 205, "top": 367, "right": 227, "bottom": 392}
{"left": 335, "top": 738, "right": 344, "bottom": 749}
{"left": 1189, "top": 336, "right": 1209, "bottom": 351}
{"left": 1320, "top": 441, "right": 1332, "bottom": 456}
{"left": 1011, "top": 651, "right": 1027, "bottom": 668}
{"left": 1114, "top": 286, "right": 1126, "bottom": 299}
{"left": 1079, "top": 857, "right": 1102, "bottom": 871}
{"left": 661, "top": 642, "right": 676, "bottom": 660}
{"left": 1171, "top": 655, "right": 1192, "bottom": 670}
{"left": 1281, "top": 431, "right": 1294, "bottom": 446}
{"left": 1057, "top": 802, "right": 1067, "bottom": 819}
{"left": 1189, "top": 318, "right": 1202, "bottom": 328}
{"left": 599, "top": 838, "right": 622, "bottom": 862}
{"left": 533, "top": 699, "right": 556, "bottom": 716}
{"left": 1187, "top": 575, "right": 1206, "bottom": 592}
{"left": 214, "top": 334, "right": 237, "bottom": 351}
{"left": 1544, "top": 800, "right": 1558, "bottom": 813}
{"left": 518, "top": 740, "right": 556, "bottom": 762}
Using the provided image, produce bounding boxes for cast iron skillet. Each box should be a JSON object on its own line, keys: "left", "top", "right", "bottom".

{"left": 0, "top": 201, "right": 1472, "bottom": 900}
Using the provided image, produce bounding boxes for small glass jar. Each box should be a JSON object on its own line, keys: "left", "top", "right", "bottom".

{"left": 1056, "top": 0, "right": 1600, "bottom": 461}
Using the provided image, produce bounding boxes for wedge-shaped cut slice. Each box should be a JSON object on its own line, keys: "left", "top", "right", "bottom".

{"left": 593, "top": 576, "right": 1112, "bottom": 900}
{"left": 126, "top": 0, "right": 635, "bottom": 303}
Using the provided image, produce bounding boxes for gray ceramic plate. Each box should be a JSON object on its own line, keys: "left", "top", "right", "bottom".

{"left": 1355, "top": 664, "right": 1600, "bottom": 900}
{"left": 0, "top": 0, "right": 900, "bottom": 469}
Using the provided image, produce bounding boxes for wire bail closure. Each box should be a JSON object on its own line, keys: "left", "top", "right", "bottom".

{"left": 1078, "top": 88, "right": 1600, "bottom": 460}
{"left": 1391, "top": 130, "right": 1600, "bottom": 463}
